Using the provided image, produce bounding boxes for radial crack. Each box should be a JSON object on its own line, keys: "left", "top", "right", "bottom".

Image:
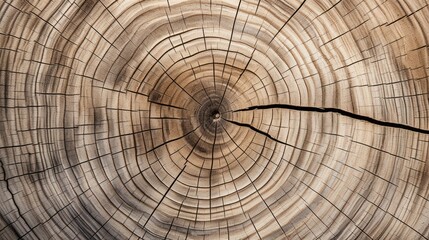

{"left": 269, "top": 0, "right": 308, "bottom": 44}
{"left": 232, "top": 104, "right": 429, "bottom": 134}
{"left": 223, "top": 118, "right": 317, "bottom": 154}
{"left": 0, "top": 159, "right": 32, "bottom": 237}
{"left": 145, "top": 125, "right": 201, "bottom": 154}
{"left": 143, "top": 166, "right": 186, "bottom": 229}
{"left": 209, "top": 123, "right": 217, "bottom": 220}
{"left": 147, "top": 99, "right": 186, "bottom": 110}
{"left": 218, "top": 0, "right": 242, "bottom": 102}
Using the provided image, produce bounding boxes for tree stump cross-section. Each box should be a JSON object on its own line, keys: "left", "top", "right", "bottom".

{"left": 0, "top": 0, "right": 428, "bottom": 239}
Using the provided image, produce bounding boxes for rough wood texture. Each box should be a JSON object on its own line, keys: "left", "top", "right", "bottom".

{"left": 1, "top": 0, "right": 429, "bottom": 239}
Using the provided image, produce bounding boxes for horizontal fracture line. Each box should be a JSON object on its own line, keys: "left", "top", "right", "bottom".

{"left": 233, "top": 104, "right": 429, "bottom": 134}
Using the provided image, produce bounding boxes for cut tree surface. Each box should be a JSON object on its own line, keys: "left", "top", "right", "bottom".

{"left": 0, "top": 0, "right": 429, "bottom": 239}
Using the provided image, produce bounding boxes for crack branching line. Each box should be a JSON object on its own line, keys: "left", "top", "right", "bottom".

{"left": 224, "top": 118, "right": 287, "bottom": 144}
{"left": 232, "top": 104, "right": 429, "bottom": 134}
{"left": 218, "top": 124, "right": 286, "bottom": 237}
{"left": 223, "top": 118, "right": 317, "bottom": 154}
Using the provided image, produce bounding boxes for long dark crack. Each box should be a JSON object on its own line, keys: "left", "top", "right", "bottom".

{"left": 232, "top": 104, "right": 429, "bottom": 134}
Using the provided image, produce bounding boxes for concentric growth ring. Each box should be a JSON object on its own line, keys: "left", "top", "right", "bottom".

{"left": 0, "top": 0, "right": 428, "bottom": 239}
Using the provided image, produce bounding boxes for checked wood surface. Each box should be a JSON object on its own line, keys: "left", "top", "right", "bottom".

{"left": 0, "top": 0, "right": 429, "bottom": 239}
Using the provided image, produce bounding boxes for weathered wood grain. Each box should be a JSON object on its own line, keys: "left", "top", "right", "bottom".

{"left": 0, "top": 0, "right": 428, "bottom": 239}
